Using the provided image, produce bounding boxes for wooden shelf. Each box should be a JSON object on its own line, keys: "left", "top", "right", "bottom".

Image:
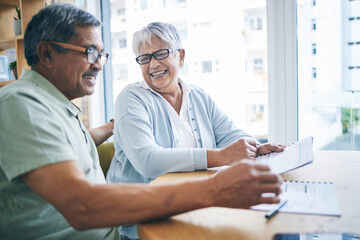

{"left": 0, "top": 0, "right": 20, "bottom": 7}
{"left": 0, "top": 35, "right": 23, "bottom": 50}
{"left": 0, "top": 0, "right": 45, "bottom": 76}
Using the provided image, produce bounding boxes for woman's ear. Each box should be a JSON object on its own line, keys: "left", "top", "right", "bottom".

{"left": 179, "top": 49, "right": 185, "bottom": 67}
{"left": 36, "top": 41, "right": 54, "bottom": 68}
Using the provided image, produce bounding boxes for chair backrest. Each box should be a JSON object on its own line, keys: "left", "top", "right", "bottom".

{"left": 96, "top": 141, "right": 115, "bottom": 176}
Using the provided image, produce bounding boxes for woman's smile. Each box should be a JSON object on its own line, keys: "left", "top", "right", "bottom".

{"left": 150, "top": 70, "right": 167, "bottom": 77}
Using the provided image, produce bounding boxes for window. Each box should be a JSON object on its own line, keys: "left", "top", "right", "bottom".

{"left": 107, "top": 0, "right": 270, "bottom": 141}
{"left": 312, "top": 43, "right": 316, "bottom": 55}
{"left": 247, "top": 17, "right": 263, "bottom": 31}
{"left": 119, "top": 39, "right": 126, "bottom": 48}
{"left": 99, "top": 0, "right": 360, "bottom": 151}
{"left": 201, "top": 61, "right": 212, "bottom": 73}
{"left": 134, "top": 0, "right": 148, "bottom": 11}
{"left": 253, "top": 58, "right": 264, "bottom": 71}
{"left": 257, "top": 18, "right": 263, "bottom": 30}
{"left": 312, "top": 67, "right": 316, "bottom": 79}
{"left": 117, "top": 8, "right": 125, "bottom": 16}
{"left": 311, "top": 19, "right": 316, "bottom": 30}
{"left": 297, "top": 0, "right": 360, "bottom": 150}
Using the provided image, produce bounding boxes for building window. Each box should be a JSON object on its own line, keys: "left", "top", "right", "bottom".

{"left": 312, "top": 43, "right": 316, "bottom": 55}
{"left": 118, "top": 31, "right": 127, "bottom": 48}
{"left": 172, "top": 20, "right": 187, "bottom": 40}
{"left": 253, "top": 58, "right": 264, "bottom": 71}
{"left": 248, "top": 17, "right": 263, "bottom": 31}
{"left": 119, "top": 39, "right": 126, "bottom": 48}
{"left": 257, "top": 18, "right": 263, "bottom": 30}
{"left": 311, "top": 19, "right": 316, "bottom": 30}
{"left": 116, "top": 64, "right": 128, "bottom": 80}
{"left": 117, "top": 8, "right": 125, "bottom": 16}
{"left": 134, "top": 0, "right": 148, "bottom": 11}
{"left": 246, "top": 104, "right": 265, "bottom": 122}
{"left": 202, "top": 61, "right": 212, "bottom": 73}
{"left": 312, "top": 67, "right": 317, "bottom": 79}
{"left": 215, "top": 60, "right": 219, "bottom": 73}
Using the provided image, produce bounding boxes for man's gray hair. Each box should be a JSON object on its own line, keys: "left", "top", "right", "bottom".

{"left": 24, "top": 2, "right": 101, "bottom": 66}
{"left": 132, "top": 22, "right": 182, "bottom": 56}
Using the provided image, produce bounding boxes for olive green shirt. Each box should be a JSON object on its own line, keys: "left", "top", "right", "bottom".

{"left": 0, "top": 69, "right": 119, "bottom": 240}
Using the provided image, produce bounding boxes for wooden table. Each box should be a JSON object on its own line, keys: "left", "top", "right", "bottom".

{"left": 138, "top": 151, "right": 360, "bottom": 240}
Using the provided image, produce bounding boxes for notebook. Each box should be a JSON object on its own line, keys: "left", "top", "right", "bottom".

{"left": 251, "top": 180, "right": 341, "bottom": 216}
{"left": 256, "top": 137, "right": 314, "bottom": 174}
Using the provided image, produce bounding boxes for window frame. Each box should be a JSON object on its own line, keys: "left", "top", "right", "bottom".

{"left": 267, "top": 0, "right": 298, "bottom": 145}
{"left": 101, "top": 0, "right": 114, "bottom": 123}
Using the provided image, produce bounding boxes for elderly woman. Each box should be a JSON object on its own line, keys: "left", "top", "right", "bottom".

{"left": 107, "top": 22, "right": 284, "bottom": 239}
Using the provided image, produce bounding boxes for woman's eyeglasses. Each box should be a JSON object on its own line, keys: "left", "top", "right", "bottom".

{"left": 135, "top": 48, "right": 179, "bottom": 65}
{"left": 50, "top": 41, "right": 109, "bottom": 66}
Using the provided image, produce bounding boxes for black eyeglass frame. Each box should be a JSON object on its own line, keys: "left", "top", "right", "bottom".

{"left": 135, "top": 48, "right": 180, "bottom": 65}
{"left": 49, "top": 41, "right": 109, "bottom": 66}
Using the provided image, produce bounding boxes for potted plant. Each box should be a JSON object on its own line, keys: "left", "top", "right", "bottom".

{"left": 14, "top": 7, "right": 21, "bottom": 36}
{"left": 8, "top": 61, "right": 17, "bottom": 79}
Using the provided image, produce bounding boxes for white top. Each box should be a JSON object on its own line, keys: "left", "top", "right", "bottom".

{"left": 139, "top": 79, "right": 197, "bottom": 148}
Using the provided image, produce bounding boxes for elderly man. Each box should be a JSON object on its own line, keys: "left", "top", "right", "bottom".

{"left": 0, "top": 3, "right": 282, "bottom": 240}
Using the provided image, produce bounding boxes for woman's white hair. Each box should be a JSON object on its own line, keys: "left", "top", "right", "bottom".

{"left": 132, "top": 22, "right": 182, "bottom": 56}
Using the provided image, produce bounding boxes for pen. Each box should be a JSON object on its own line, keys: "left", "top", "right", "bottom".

{"left": 265, "top": 199, "right": 288, "bottom": 219}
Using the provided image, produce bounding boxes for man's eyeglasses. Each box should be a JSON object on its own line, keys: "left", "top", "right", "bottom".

{"left": 50, "top": 41, "right": 109, "bottom": 66}
{"left": 135, "top": 48, "right": 179, "bottom": 65}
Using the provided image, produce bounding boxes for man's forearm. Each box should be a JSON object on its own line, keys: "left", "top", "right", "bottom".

{"left": 23, "top": 160, "right": 281, "bottom": 231}
{"left": 62, "top": 179, "right": 213, "bottom": 229}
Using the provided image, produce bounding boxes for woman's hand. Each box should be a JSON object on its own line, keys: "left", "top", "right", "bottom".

{"left": 207, "top": 138, "right": 286, "bottom": 168}
{"left": 256, "top": 143, "right": 285, "bottom": 157}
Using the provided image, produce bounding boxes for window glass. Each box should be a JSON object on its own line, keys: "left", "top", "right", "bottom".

{"left": 297, "top": 0, "right": 360, "bottom": 150}
{"left": 69, "top": 0, "right": 103, "bottom": 129}
{"left": 110, "top": 0, "right": 269, "bottom": 142}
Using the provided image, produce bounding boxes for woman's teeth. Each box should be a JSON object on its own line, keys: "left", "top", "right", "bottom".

{"left": 151, "top": 70, "right": 166, "bottom": 77}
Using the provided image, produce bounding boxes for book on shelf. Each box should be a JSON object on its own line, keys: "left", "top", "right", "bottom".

{"left": 0, "top": 55, "right": 10, "bottom": 81}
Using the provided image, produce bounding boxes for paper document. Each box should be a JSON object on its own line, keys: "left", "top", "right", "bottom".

{"left": 256, "top": 137, "right": 313, "bottom": 174}
{"left": 251, "top": 180, "right": 341, "bottom": 216}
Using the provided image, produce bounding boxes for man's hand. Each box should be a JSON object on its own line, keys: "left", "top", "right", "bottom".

{"left": 256, "top": 143, "right": 285, "bottom": 157}
{"left": 209, "top": 160, "right": 282, "bottom": 208}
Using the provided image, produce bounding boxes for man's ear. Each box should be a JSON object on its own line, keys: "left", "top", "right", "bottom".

{"left": 37, "top": 41, "right": 55, "bottom": 68}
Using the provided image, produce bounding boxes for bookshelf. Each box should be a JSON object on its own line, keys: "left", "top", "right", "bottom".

{"left": 0, "top": 0, "right": 45, "bottom": 85}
